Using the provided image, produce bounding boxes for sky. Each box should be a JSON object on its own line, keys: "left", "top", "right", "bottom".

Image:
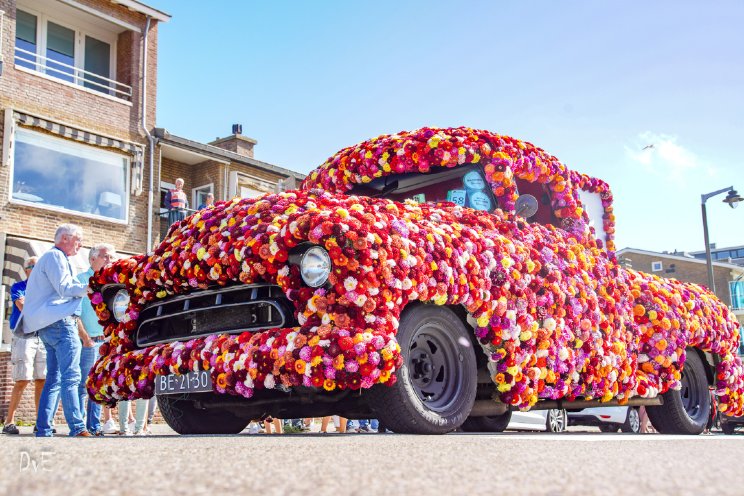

{"left": 151, "top": 1, "right": 744, "bottom": 254}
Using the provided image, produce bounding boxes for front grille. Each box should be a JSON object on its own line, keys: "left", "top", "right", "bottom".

{"left": 136, "top": 284, "right": 294, "bottom": 347}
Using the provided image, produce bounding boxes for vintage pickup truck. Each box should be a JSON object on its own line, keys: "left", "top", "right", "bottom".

{"left": 87, "top": 127, "right": 744, "bottom": 434}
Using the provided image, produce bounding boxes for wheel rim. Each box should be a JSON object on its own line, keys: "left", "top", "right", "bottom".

{"left": 680, "top": 361, "right": 704, "bottom": 419}
{"left": 548, "top": 409, "right": 565, "bottom": 432}
{"left": 628, "top": 408, "right": 640, "bottom": 432}
{"left": 407, "top": 320, "right": 463, "bottom": 412}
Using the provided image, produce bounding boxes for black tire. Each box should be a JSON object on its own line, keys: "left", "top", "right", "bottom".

{"left": 621, "top": 407, "right": 641, "bottom": 433}
{"left": 546, "top": 409, "right": 567, "bottom": 432}
{"left": 461, "top": 411, "right": 513, "bottom": 432}
{"left": 646, "top": 350, "right": 710, "bottom": 435}
{"left": 721, "top": 422, "right": 736, "bottom": 435}
{"left": 368, "top": 305, "right": 477, "bottom": 434}
{"left": 157, "top": 395, "right": 250, "bottom": 434}
{"left": 599, "top": 424, "right": 619, "bottom": 433}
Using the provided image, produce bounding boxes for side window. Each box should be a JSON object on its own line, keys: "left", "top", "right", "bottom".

{"left": 577, "top": 189, "right": 607, "bottom": 245}
{"left": 514, "top": 178, "right": 557, "bottom": 227}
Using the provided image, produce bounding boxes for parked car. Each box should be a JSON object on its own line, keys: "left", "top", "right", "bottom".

{"left": 460, "top": 409, "right": 567, "bottom": 433}
{"left": 511, "top": 409, "right": 568, "bottom": 433}
{"left": 86, "top": 127, "right": 744, "bottom": 435}
{"left": 567, "top": 406, "right": 640, "bottom": 433}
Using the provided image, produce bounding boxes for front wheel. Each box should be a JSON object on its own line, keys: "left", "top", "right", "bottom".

{"left": 368, "top": 305, "right": 478, "bottom": 434}
{"left": 621, "top": 407, "right": 641, "bottom": 433}
{"left": 546, "top": 409, "right": 567, "bottom": 433}
{"left": 157, "top": 395, "right": 250, "bottom": 435}
{"left": 646, "top": 350, "right": 710, "bottom": 435}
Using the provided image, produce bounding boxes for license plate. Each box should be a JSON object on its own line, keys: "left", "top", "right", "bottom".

{"left": 155, "top": 370, "right": 213, "bottom": 395}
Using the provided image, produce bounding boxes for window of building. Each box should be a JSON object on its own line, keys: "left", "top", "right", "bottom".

{"left": 15, "top": 9, "right": 38, "bottom": 70}
{"left": 14, "top": 7, "right": 124, "bottom": 99}
{"left": 11, "top": 128, "right": 129, "bottom": 222}
{"left": 730, "top": 281, "right": 744, "bottom": 311}
{"left": 651, "top": 261, "right": 663, "bottom": 272}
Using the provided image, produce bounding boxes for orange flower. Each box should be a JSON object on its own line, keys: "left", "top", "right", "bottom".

{"left": 216, "top": 373, "right": 227, "bottom": 389}
{"left": 295, "top": 359, "right": 307, "bottom": 375}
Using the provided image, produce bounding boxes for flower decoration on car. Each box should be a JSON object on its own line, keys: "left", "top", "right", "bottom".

{"left": 86, "top": 127, "right": 743, "bottom": 418}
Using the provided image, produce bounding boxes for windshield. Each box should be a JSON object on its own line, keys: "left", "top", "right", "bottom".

{"left": 349, "top": 165, "right": 498, "bottom": 212}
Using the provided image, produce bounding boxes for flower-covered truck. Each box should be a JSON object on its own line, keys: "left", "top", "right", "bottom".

{"left": 87, "top": 127, "right": 744, "bottom": 435}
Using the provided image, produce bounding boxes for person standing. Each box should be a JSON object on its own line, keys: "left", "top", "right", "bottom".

{"left": 164, "top": 178, "right": 189, "bottom": 225}
{"left": 2, "top": 257, "right": 45, "bottom": 435}
{"left": 18, "top": 224, "right": 90, "bottom": 437}
{"left": 197, "top": 193, "right": 215, "bottom": 210}
{"left": 76, "top": 243, "right": 115, "bottom": 436}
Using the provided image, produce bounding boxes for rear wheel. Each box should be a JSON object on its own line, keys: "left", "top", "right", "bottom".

{"left": 546, "top": 409, "right": 567, "bottom": 433}
{"left": 369, "top": 305, "right": 477, "bottom": 434}
{"left": 157, "top": 395, "right": 250, "bottom": 434}
{"left": 461, "top": 411, "right": 512, "bottom": 432}
{"left": 621, "top": 407, "right": 641, "bottom": 433}
{"left": 646, "top": 350, "right": 710, "bottom": 435}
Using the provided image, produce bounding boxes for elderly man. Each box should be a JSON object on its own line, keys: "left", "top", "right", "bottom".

{"left": 76, "top": 243, "right": 115, "bottom": 436}
{"left": 2, "top": 257, "right": 44, "bottom": 435}
{"left": 164, "top": 177, "right": 188, "bottom": 225}
{"left": 19, "top": 224, "right": 90, "bottom": 437}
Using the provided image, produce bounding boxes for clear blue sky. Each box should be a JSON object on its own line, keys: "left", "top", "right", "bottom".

{"left": 152, "top": 1, "right": 744, "bottom": 253}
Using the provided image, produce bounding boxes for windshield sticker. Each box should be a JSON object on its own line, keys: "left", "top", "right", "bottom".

{"left": 468, "top": 191, "right": 492, "bottom": 211}
{"left": 463, "top": 170, "right": 486, "bottom": 190}
{"left": 446, "top": 189, "right": 466, "bottom": 206}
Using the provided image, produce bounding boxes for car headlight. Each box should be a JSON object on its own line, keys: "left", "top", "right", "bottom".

{"left": 111, "top": 289, "right": 130, "bottom": 322}
{"left": 299, "top": 246, "right": 331, "bottom": 287}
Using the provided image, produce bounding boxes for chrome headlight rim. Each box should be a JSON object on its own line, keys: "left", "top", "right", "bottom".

{"left": 111, "top": 289, "right": 130, "bottom": 322}
{"left": 298, "top": 245, "right": 331, "bottom": 288}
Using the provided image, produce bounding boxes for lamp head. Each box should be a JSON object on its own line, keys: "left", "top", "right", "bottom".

{"left": 723, "top": 189, "right": 743, "bottom": 209}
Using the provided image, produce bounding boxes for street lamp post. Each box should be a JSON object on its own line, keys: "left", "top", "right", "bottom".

{"left": 700, "top": 186, "right": 743, "bottom": 294}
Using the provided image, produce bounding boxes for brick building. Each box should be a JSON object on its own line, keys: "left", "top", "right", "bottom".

{"left": 617, "top": 247, "right": 744, "bottom": 329}
{"left": 0, "top": 0, "right": 303, "bottom": 423}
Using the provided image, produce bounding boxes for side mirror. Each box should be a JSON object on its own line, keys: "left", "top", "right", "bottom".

{"left": 515, "top": 194, "right": 539, "bottom": 219}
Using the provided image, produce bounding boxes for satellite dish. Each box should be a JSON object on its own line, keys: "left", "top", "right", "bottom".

{"left": 515, "top": 194, "right": 539, "bottom": 219}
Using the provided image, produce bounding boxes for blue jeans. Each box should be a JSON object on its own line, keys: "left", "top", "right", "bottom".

{"left": 36, "top": 318, "right": 86, "bottom": 437}
{"left": 359, "top": 419, "right": 379, "bottom": 430}
{"left": 79, "top": 342, "right": 102, "bottom": 433}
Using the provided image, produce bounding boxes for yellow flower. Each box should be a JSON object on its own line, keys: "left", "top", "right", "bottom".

{"left": 323, "top": 379, "right": 336, "bottom": 391}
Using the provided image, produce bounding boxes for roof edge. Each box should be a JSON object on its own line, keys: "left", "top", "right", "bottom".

{"left": 110, "top": 0, "right": 171, "bottom": 22}
{"left": 617, "top": 247, "right": 744, "bottom": 271}
{"left": 153, "top": 128, "right": 306, "bottom": 180}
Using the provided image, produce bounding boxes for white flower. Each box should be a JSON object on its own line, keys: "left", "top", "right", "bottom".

{"left": 344, "top": 276, "right": 358, "bottom": 291}
{"left": 264, "top": 375, "right": 275, "bottom": 389}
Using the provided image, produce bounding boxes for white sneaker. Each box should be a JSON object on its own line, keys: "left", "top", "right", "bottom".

{"left": 247, "top": 423, "right": 260, "bottom": 434}
{"left": 127, "top": 421, "right": 136, "bottom": 433}
{"left": 133, "top": 429, "right": 148, "bottom": 436}
{"left": 102, "top": 419, "right": 118, "bottom": 434}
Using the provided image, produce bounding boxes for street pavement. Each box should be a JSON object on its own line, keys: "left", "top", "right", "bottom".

{"left": 1, "top": 423, "right": 742, "bottom": 496}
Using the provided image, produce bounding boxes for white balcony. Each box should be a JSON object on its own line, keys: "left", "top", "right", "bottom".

{"left": 14, "top": 46, "right": 132, "bottom": 102}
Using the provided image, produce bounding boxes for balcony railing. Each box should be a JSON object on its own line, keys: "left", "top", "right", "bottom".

{"left": 14, "top": 47, "right": 132, "bottom": 101}
{"left": 159, "top": 209, "right": 198, "bottom": 242}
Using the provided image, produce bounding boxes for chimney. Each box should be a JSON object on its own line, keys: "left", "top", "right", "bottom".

{"left": 210, "top": 124, "right": 257, "bottom": 158}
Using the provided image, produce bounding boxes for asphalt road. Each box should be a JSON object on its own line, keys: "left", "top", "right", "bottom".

{"left": 1, "top": 425, "right": 741, "bottom": 496}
